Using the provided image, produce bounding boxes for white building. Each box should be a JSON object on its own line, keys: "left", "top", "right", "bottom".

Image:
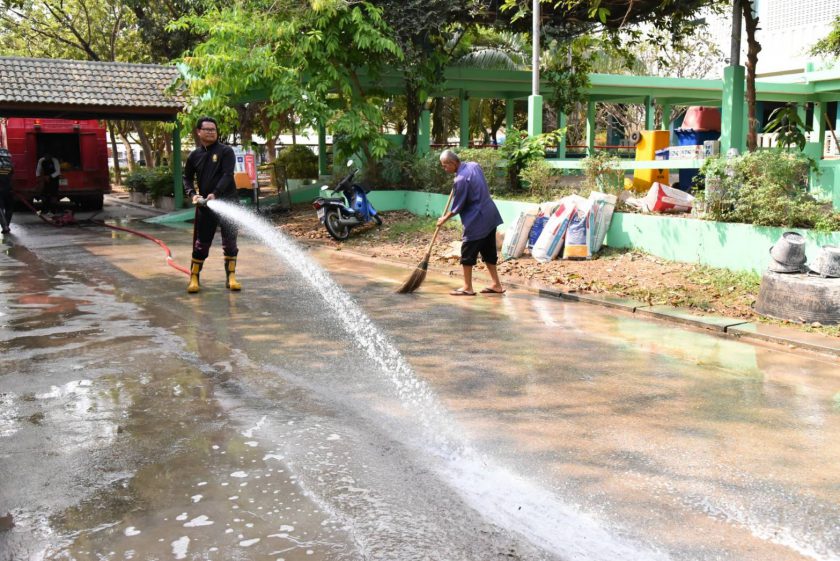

{"left": 707, "top": 0, "right": 840, "bottom": 78}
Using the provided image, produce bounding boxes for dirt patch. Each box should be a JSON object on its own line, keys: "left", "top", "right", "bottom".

{"left": 273, "top": 205, "right": 839, "bottom": 338}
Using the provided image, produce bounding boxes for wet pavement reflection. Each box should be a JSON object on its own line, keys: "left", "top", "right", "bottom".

{"left": 1, "top": 207, "right": 838, "bottom": 561}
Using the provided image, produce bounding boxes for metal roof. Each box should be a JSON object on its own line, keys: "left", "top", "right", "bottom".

{"left": 0, "top": 56, "right": 184, "bottom": 120}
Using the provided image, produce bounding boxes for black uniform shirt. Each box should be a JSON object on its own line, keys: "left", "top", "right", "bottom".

{"left": 183, "top": 141, "right": 236, "bottom": 200}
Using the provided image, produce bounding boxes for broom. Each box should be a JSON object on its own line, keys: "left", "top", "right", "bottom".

{"left": 396, "top": 189, "right": 454, "bottom": 294}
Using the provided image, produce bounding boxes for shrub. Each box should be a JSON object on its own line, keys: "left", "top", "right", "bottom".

{"left": 520, "top": 159, "right": 583, "bottom": 200}
{"left": 277, "top": 145, "right": 318, "bottom": 179}
{"left": 124, "top": 167, "right": 174, "bottom": 198}
{"left": 456, "top": 148, "right": 508, "bottom": 194}
{"left": 147, "top": 167, "right": 174, "bottom": 199}
{"left": 697, "top": 149, "right": 840, "bottom": 231}
{"left": 498, "top": 128, "right": 563, "bottom": 190}
{"left": 124, "top": 168, "right": 150, "bottom": 193}
{"left": 582, "top": 151, "right": 624, "bottom": 195}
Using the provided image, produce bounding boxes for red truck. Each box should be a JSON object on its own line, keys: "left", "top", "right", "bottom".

{"left": 0, "top": 117, "right": 110, "bottom": 210}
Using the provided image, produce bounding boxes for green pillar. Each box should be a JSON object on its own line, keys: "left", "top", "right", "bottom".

{"left": 418, "top": 106, "right": 431, "bottom": 156}
{"left": 720, "top": 65, "right": 745, "bottom": 154}
{"left": 805, "top": 101, "right": 826, "bottom": 160}
{"left": 661, "top": 103, "right": 671, "bottom": 131}
{"left": 796, "top": 103, "right": 807, "bottom": 126}
{"left": 460, "top": 92, "right": 470, "bottom": 148}
{"left": 557, "top": 112, "right": 567, "bottom": 158}
{"left": 505, "top": 98, "right": 515, "bottom": 134}
{"left": 835, "top": 101, "right": 840, "bottom": 135}
{"left": 172, "top": 124, "right": 183, "bottom": 209}
{"left": 527, "top": 94, "right": 543, "bottom": 137}
{"left": 586, "top": 100, "right": 596, "bottom": 155}
{"left": 317, "top": 122, "right": 328, "bottom": 176}
{"left": 644, "top": 96, "right": 655, "bottom": 131}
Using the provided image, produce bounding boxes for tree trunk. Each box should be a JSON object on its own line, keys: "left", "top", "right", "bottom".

{"left": 404, "top": 81, "right": 421, "bottom": 154}
{"left": 117, "top": 130, "right": 136, "bottom": 172}
{"left": 132, "top": 121, "right": 155, "bottom": 167}
{"left": 431, "top": 97, "right": 447, "bottom": 145}
{"left": 742, "top": 1, "right": 761, "bottom": 152}
{"left": 106, "top": 121, "right": 122, "bottom": 186}
{"left": 265, "top": 137, "right": 277, "bottom": 161}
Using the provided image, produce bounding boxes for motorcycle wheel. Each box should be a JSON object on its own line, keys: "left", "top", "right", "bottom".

{"left": 373, "top": 214, "right": 383, "bottom": 226}
{"left": 324, "top": 209, "right": 350, "bottom": 240}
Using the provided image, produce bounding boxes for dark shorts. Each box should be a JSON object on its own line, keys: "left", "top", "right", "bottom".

{"left": 460, "top": 229, "right": 498, "bottom": 266}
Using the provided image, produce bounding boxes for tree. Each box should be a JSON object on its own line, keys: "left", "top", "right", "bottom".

{"left": 375, "top": 0, "right": 476, "bottom": 153}
{"left": 174, "top": 0, "right": 402, "bottom": 162}
{"left": 741, "top": 0, "right": 761, "bottom": 152}
{"left": 812, "top": 15, "right": 840, "bottom": 59}
{"left": 122, "top": 0, "right": 208, "bottom": 62}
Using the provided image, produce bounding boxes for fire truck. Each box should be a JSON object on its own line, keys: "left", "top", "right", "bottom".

{"left": 0, "top": 117, "right": 110, "bottom": 210}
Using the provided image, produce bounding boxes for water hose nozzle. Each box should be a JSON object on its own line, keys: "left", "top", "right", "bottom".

{"left": 195, "top": 196, "right": 208, "bottom": 207}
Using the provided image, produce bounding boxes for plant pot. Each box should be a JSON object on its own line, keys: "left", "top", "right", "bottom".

{"left": 153, "top": 196, "right": 176, "bottom": 211}
{"left": 130, "top": 191, "right": 151, "bottom": 204}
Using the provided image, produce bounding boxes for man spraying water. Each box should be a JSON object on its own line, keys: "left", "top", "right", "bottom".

{"left": 182, "top": 116, "right": 242, "bottom": 293}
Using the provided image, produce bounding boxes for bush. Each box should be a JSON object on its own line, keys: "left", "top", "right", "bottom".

{"left": 124, "top": 167, "right": 174, "bottom": 198}
{"left": 456, "top": 148, "right": 508, "bottom": 194}
{"left": 277, "top": 145, "right": 318, "bottom": 179}
{"left": 582, "top": 151, "right": 624, "bottom": 195}
{"left": 364, "top": 148, "right": 450, "bottom": 194}
{"left": 498, "top": 128, "right": 564, "bottom": 190}
{"left": 520, "top": 159, "right": 582, "bottom": 200}
{"left": 412, "top": 151, "right": 451, "bottom": 194}
{"left": 124, "top": 168, "right": 150, "bottom": 193}
{"left": 697, "top": 149, "right": 840, "bottom": 231}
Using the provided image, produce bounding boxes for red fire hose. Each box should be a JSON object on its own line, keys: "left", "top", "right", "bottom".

{"left": 13, "top": 193, "right": 190, "bottom": 276}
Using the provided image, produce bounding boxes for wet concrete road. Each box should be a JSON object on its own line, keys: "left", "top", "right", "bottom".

{"left": 1, "top": 202, "right": 839, "bottom": 561}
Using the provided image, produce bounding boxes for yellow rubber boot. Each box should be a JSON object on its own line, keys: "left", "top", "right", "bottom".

{"left": 225, "top": 256, "right": 241, "bottom": 291}
{"left": 187, "top": 258, "right": 204, "bottom": 293}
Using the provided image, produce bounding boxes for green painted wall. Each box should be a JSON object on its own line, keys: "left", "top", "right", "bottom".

{"left": 601, "top": 213, "right": 840, "bottom": 274}
{"left": 152, "top": 187, "right": 840, "bottom": 275}
{"left": 815, "top": 160, "right": 840, "bottom": 209}
{"left": 384, "top": 190, "right": 840, "bottom": 274}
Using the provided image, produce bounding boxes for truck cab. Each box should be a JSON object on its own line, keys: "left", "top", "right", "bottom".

{"left": 1, "top": 117, "right": 110, "bottom": 210}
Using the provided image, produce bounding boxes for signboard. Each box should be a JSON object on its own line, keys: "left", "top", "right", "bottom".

{"left": 244, "top": 153, "right": 257, "bottom": 187}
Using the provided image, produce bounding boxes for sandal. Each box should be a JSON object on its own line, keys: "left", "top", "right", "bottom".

{"left": 450, "top": 288, "right": 477, "bottom": 296}
{"left": 480, "top": 287, "right": 506, "bottom": 294}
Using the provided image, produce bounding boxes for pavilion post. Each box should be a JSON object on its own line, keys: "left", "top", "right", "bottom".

{"left": 644, "top": 96, "right": 655, "bottom": 130}
{"left": 172, "top": 124, "right": 183, "bottom": 208}
{"left": 557, "top": 111, "right": 567, "bottom": 158}
{"left": 505, "top": 97, "right": 515, "bottom": 135}
{"left": 721, "top": 0, "right": 746, "bottom": 154}
{"left": 720, "top": 65, "right": 746, "bottom": 154}
{"left": 317, "top": 121, "right": 328, "bottom": 176}
{"left": 418, "top": 105, "right": 431, "bottom": 156}
{"left": 586, "top": 100, "right": 596, "bottom": 155}
{"left": 527, "top": 0, "right": 543, "bottom": 137}
{"left": 661, "top": 103, "right": 671, "bottom": 131}
{"left": 460, "top": 92, "right": 470, "bottom": 148}
{"left": 805, "top": 101, "right": 826, "bottom": 160}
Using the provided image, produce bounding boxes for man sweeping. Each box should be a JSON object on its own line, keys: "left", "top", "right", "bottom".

{"left": 182, "top": 116, "right": 241, "bottom": 293}
{"left": 436, "top": 150, "right": 505, "bottom": 296}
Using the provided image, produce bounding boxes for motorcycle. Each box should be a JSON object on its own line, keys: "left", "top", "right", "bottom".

{"left": 312, "top": 160, "right": 382, "bottom": 240}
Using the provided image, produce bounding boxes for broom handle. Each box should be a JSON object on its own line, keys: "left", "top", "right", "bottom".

{"left": 423, "top": 189, "right": 455, "bottom": 258}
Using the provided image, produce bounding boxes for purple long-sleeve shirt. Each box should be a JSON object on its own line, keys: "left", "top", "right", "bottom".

{"left": 450, "top": 162, "right": 503, "bottom": 241}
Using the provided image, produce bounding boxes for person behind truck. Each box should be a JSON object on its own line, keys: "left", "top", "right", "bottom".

{"left": 35, "top": 153, "right": 61, "bottom": 214}
{"left": 182, "top": 116, "right": 240, "bottom": 294}
{"left": 0, "top": 148, "right": 14, "bottom": 234}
